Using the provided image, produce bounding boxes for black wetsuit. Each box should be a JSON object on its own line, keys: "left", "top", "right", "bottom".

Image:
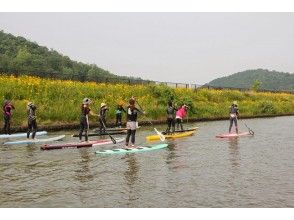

{"left": 27, "top": 105, "right": 37, "bottom": 139}
{"left": 166, "top": 106, "right": 176, "bottom": 133}
{"left": 79, "top": 105, "right": 90, "bottom": 141}
{"left": 3, "top": 102, "right": 15, "bottom": 135}
{"left": 99, "top": 106, "right": 108, "bottom": 133}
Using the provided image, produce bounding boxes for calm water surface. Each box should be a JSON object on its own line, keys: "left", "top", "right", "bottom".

{"left": 1, "top": 116, "right": 293, "bottom": 207}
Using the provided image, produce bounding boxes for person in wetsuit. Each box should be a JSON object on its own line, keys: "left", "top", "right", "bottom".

{"left": 79, "top": 98, "right": 97, "bottom": 142}
{"left": 166, "top": 101, "right": 176, "bottom": 134}
{"left": 3, "top": 100, "right": 15, "bottom": 135}
{"left": 27, "top": 102, "right": 37, "bottom": 139}
{"left": 229, "top": 101, "right": 239, "bottom": 134}
{"left": 115, "top": 103, "right": 126, "bottom": 128}
{"left": 99, "top": 103, "right": 109, "bottom": 133}
{"left": 125, "top": 97, "right": 144, "bottom": 147}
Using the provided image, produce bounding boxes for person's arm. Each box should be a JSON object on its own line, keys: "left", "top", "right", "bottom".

{"left": 136, "top": 107, "right": 145, "bottom": 115}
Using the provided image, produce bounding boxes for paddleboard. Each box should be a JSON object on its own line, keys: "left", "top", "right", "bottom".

{"left": 146, "top": 127, "right": 198, "bottom": 141}
{"left": 95, "top": 143, "right": 168, "bottom": 155}
{"left": 3, "top": 135, "right": 65, "bottom": 145}
{"left": 161, "top": 127, "right": 199, "bottom": 135}
{"left": 0, "top": 131, "right": 47, "bottom": 139}
{"left": 41, "top": 138, "right": 125, "bottom": 150}
{"left": 216, "top": 132, "right": 253, "bottom": 138}
{"left": 93, "top": 127, "right": 127, "bottom": 132}
{"left": 72, "top": 131, "right": 126, "bottom": 137}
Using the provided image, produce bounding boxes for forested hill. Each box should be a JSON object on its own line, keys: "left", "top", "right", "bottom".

{"left": 0, "top": 30, "right": 140, "bottom": 82}
{"left": 207, "top": 69, "right": 294, "bottom": 91}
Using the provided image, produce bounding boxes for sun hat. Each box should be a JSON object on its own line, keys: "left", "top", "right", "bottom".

{"left": 233, "top": 101, "right": 237, "bottom": 105}
{"left": 101, "top": 103, "right": 107, "bottom": 108}
{"left": 27, "top": 102, "right": 33, "bottom": 107}
{"left": 83, "top": 98, "right": 91, "bottom": 105}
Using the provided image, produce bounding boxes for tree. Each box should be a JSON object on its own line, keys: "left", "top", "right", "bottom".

{"left": 251, "top": 79, "right": 262, "bottom": 92}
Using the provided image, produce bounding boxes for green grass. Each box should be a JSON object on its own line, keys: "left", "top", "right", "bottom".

{"left": 1, "top": 74, "right": 294, "bottom": 127}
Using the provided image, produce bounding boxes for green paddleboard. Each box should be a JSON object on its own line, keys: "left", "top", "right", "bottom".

{"left": 95, "top": 143, "right": 168, "bottom": 155}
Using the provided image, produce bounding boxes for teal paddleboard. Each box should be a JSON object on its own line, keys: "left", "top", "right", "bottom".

{"left": 95, "top": 143, "right": 168, "bottom": 155}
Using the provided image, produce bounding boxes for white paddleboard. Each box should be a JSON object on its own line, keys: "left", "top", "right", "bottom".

{"left": 216, "top": 132, "right": 252, "bottom": 138}
{"left": 3, "top": 135, "right": 65, "bottom": 145}
{"left": 0, "top": 131, "right": 47, "bottom": 139}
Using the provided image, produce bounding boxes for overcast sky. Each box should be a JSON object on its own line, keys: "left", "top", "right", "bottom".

{"left": 0, "top": 13, "right": 293, "bottom": 84}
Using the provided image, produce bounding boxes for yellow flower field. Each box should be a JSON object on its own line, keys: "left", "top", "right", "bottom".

{"left": 1, "top": 74, "right": 294, "bottom": 127}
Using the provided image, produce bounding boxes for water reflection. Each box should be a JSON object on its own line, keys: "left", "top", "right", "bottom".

{"left": 227, "top": 138, "right": 240, "bottom": 168}
{"left": 123, "top": 154, "right": 139, "bottom": 205}
{"left": 74, "top": 149, "right": 93, "bottom": 183}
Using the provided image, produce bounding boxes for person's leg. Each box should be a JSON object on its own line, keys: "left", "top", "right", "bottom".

{"left": 131, "top": 129, "right": 136, "bottom": 146}
{"left": 84, "top": 123, "right": 88, "bottom": 142}
{"left": 125, "top": 129, "right": 131, "bottom": 146}
{"left": 3, "top": 116, "right": 8, "bottom": 134}
{"left": 32, "top": 120, "right": 37, "bottom": 139}
{"left": 166, "top": 118, "right": 171, "bottom": 133}
{"left": 234, "top": 118, "right": 238, "bottom": 134}
{"left": 171, "top": 119, "right": 176, "bottom": 133}
{"left": 7, "top": 117, "right": 11, "bottom": 135}
{"left": 102, "top": 118, "right": 106, "bottom": 132}
{"left": 27, "top": 120, "right": 32, "bottom": 138}
{"left": 118, "top": 115, "right": 122, "bottom": 128}
{"left": 229, "top": 118, "right": 233, "bottom": 133}
{"left": 79, "top": 120, "right": 85, "bottom": 141}
{"left": 176, "top": 118, "right": 180, "bottom": 130}
{"left": 180, "top": 119, "right": 183, "bottom": 131}
{"left": 99, "top": 118, "right": 103, "bottom": 133}
{"left": 115, "top": 115, "right": 119, "bottom": 127}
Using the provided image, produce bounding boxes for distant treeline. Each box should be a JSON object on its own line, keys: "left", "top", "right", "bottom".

{"left": 208, "top": 69, "right": 294, "bottom": 91}
{"left": 0, "top": 30, "right": 143, "bottom": 83}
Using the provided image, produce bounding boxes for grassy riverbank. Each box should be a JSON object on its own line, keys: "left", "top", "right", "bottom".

{"left": 1, "top": 74, "right": 294, "bottom": 128}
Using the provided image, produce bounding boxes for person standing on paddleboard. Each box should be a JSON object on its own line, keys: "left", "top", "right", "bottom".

{"left": 176, "top": 104, "right": 188, "bottom": 131}
{"left": 229, "top": 101, "right": 239, "bottom": 134}
{"left": 27, "top": 102, "right": 37, "bottom": 139}
{"left": 125, "top": 97, "right": 145, "bottom": 148}
{"left": 99, "top": 102, "right": 109, "bottom": 134}
{"left": 3, "top": 100, "right": 15, "bottom": 135}
{"left": 166, "top": 101, "right": 176, "bottom": 134}
{"left": 79, "top": 98, "right": 97, "bottom": 142}
{"left": 115, "top": 103, "right": 126, "bottom": 128}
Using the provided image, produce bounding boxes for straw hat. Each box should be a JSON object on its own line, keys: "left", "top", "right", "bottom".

{"left": 233, "top": 101, "right": 237, "bottom": 105}
{"left": 101, "top": 103, "right": 107, "bottom": 108}
{"left": 83, "top": 98, "right": 91, "bottom": 105}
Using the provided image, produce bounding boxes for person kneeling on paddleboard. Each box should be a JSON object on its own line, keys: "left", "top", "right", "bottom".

{"left": 125, "top": 97, "right": 145, "bottom": 148}
{"left": 166, "top": 101, "right": 176, "bottom": 134}
{"left": 27, "top": 102, "right": 37, "bottom": 139}
{"left": 229, "top": 101, "right": 239, "bottom": 134}
{"left": 79, "top": 98, "right": 97, "bottom": 142}
{"left": 176, "top": 104, "right": 188, "bottom": 131}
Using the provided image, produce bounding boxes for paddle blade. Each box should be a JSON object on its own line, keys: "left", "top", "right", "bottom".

{"left": 154, "top": 128, "right": 166, "bottom": 141}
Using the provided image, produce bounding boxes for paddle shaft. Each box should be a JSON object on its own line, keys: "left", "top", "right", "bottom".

{"left": 99, "top": 116, "right": 117, "bottom": 144}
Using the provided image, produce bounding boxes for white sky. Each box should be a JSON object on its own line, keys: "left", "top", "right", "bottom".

{"left": 0, "top": 13, "right": 294, "bottom": 84}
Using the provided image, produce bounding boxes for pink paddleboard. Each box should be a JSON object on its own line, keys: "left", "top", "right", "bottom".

{"left": 216, "top": 132, "right": 252, "bottom": 138}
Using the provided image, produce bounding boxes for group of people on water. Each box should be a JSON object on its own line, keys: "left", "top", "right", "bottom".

{"left": 3, "top": 100, "right": 38, "bottom": 139}
{"left": 2, "top": 97, "right": 240, "bottom": 147}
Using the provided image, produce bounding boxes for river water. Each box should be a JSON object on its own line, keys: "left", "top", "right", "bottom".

{"left": 1, "top": 116, "right": 293, "bottom": 207}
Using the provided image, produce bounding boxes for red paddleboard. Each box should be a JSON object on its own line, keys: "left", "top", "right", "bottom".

{"left": 41, "top": 138, "right": 124, "bottom": 150}
{"left": 216, "top": 132, "right": 252, "bottom": 138}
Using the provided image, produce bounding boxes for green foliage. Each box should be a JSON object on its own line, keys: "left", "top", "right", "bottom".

{"left": 0, "top": 30, "right": 142, "bottom": 83}
{"left": 256, "top": 101, "right": 277, "bottom": 114}
{"left": 251, "top": 79, "right": 262, "bottom": 92}
{"left": 208, "top": 69, "right": 294, "bottom": 91}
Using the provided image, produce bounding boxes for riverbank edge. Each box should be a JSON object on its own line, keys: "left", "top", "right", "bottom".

{"left": 2, "top": 113, "right": 294, "bottom": 133}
